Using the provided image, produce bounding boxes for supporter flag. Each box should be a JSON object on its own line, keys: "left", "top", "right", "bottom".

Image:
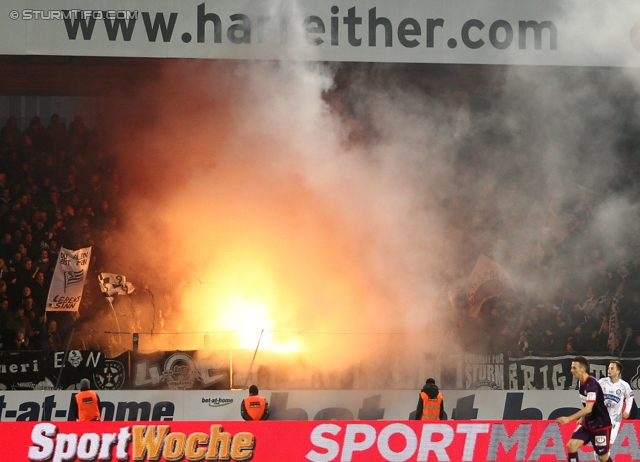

{"left": 46, "top": 247, "right": 92, "bottom": 312}
{"left": 467, "top": 254, "right": 514, "bottom": 318}
{"left": 98, "top": 273, "right": 135, "bottom": 301}
{"left": 607, "top": 282, "right": 624, "bottom": 354}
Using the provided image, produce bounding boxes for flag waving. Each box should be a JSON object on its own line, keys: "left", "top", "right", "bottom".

{"left": 98, "top": 273, "right": 135, "bottom": 300}
{"left": 467, "top": 254, "right": 514, "bottom": 318}
{"left": 46, "top": 247, "right": 91, "bottom": 312}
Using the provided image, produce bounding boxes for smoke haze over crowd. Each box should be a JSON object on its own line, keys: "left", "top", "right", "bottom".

{"left": 78, "top": 28, "right": 640, "bottom": 386}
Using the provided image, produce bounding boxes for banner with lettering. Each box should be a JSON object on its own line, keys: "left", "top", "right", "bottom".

{"left": 0, "top": 350, "right": 106, "bottom": 390}
{"left": 506, "top": 355, "right": 640, "bottom": 390}
{"left": 0, "top": 351, "right": 45, "bottom": 390}
{"left": 43, "top": 350, "right": 106, "bottom": 390}
{"left": 2, "top": 420, "right": 640, "bottom": 461}
{"left": 45, "top": 246, "right": 91, "bottom": 312}
{"left": 131, "top": 351, "right": 230, "bottom": 390}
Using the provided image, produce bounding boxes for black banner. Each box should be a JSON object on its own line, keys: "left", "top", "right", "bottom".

{"left": 131, "top": 350, "right": 230, "bottom": 390}
{"left": 0, "top": 352, "right": 45, "bottom": 390}
{"left": 0, "top": 350, "right": 106, "bottom": 390}
{"left": 507, "top": 355, "right": 640, "bottom": 390}
{"left": 91, "top": 351, "right": 129, "bottom": 391}
{"left": 463, "top": 353, "right": 506, "bottom": 389}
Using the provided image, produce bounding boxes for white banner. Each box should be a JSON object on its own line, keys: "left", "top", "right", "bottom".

{"left": 1, "top": 0, "right": 640, "bottom": 67}
{"left": 45, "top": 246, "right": 91, "bottom": 312}
{"left": 0, "top": 389, "right": 636, "bottom": 422}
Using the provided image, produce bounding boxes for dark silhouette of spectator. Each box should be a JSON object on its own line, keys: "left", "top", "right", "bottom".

{"left": 23, "top": 116, "right": 47, "bottom": 152}
{"left": 0, "top": 117, "right": 21, "bottom": 145}
{"left": 626, "top": 334, "right": 640, "bottom": 352}
{"left": 7, "top": 306, "right": 32, "bottom": 339}
{"left": 0, "top": 299, "right": 12, "bottom": 332}
{"left": 47, "top": 114, "right": 68, "bottom": 149}
{"left": 7, "top": 328, "right": 32, "bottom": 351}
{"left": 42, "top": 318, "right": 61, "bottom": 353}
{"left": 0, "top": 233, "right": 12, "bottom": 261}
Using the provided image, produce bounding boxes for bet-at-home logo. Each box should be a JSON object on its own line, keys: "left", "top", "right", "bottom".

{"left": 202, "top": 397, "right": 234, "bottom": 407}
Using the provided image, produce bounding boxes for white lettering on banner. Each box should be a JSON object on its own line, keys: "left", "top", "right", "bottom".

{"left": 528, "top": 424, "right": 565, "bottom": 460}
{"left": 307, "top": 424, "right": 342, "bottom": 462}
{"left": 487, "top": 423, "right": 530, "bottom": 460}
{"left": 306, "top": 423, "right": 459, "bottom": 462}
{"left": 342, "top": 424, "right": 377, "bottom": 460}
{"left": 46, "top": 246, "right": 91, "bottom": 312}
{"left": 457, "top": 424, "right": 490, "bottom": 461}
{"left": 417, "top": 424, "right": 454, "bottom": 461}
{"left": 377, "top": 423, "right": 417, "bottom": 461}
{"left": 305, "top": 422, "right": 640, "bottom": 461}
{"left": 28, "top": 423, "right": 131, "bottom": 461}
{"left": 552, "top": 364, "right": 565, "bottom": 389}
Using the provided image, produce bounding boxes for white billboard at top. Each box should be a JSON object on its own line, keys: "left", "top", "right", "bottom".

{"left": 1, "top": 0, "right": 640, "bottom": 67}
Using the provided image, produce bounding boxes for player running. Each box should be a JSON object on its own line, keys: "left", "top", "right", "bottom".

{"left": 595, "top": 361, "right": 634, "bottom": 459}
{"left": 556, "top": 356, "right": 614, "bottom": 462}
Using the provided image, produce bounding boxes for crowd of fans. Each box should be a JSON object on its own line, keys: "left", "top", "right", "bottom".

{"left": 446, "top": 190, "right": 640, "bottom": 357}
{"left": 2, "top": 110, "right": 640, "bottom": 361}
{"left": 0, "top": 114, "right": 119, "bottom": 352}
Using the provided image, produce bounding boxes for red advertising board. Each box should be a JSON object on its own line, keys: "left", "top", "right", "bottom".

{"left": 2, "top": 420, "right": 640, "bottom": 461}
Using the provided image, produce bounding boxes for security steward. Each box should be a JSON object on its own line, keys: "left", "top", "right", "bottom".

{"left": 71, "top": 378, "right": 101, "bottom": 421}
{"left": 241, "top": 385, "right": 269, "bottom": 421}
{"left": 415, "top": 378, "right": 445, "bottom": 420}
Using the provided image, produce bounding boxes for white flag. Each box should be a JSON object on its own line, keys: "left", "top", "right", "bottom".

{"left": 98, "top": 273, "right": 135, "bottom": 298}
{"left": 46, "top": 247, "right": 91, "bottom": 312}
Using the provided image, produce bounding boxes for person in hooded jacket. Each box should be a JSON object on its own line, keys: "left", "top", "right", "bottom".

{"left": 415, "top": 378, "right": 445, "bottom": 420}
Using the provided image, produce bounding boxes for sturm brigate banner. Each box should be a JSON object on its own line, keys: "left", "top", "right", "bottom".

{"left": 463, "top": 354, "right": 640, "bottom": 390}
{"left": 1, "top": 420, "right": 640, "bottom": 461}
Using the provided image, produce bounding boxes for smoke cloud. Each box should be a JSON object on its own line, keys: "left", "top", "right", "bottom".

{"left": 79, "top": 28, "right": 640, "bottom": 389}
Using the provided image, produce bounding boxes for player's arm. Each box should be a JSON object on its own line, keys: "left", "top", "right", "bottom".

{"left": 623, "top": 385, "right": 634, "bottom": 420}
{"left": 555, "top": 401, "right": 594, "bottom": 425}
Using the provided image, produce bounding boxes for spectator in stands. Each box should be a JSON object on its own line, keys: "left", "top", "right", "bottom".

{"left": 34, "top": 249, "right": 51, "bottom": 274}
{"left": 0, "top": 117, "right": 21, "bottom": 145}
{"left": 0, "top": 299, "right": 11, "bottom": 331}
{"left": 30, "top": 271, "right": 48, "bottom": 313}
{"left": 516, "top": 331, "right": 529, "bottom": 353}
{"left": 490, "top": 325, "right": 517, "bottom": 353}
{"left": 16, "top": 258, "right": 36, "bottom": 289}
{"left": 8, "top": 328, "right": 32, "bottom": 351}
{"left": 47, "top": 114, "right": 67, "bottom": 149}
{"left": 0, "top": 233, "right": 12, "bottom": 260}
{"left": 9, "top": 305, "right": 31, "bottom": 334}
{"left": 23, "top": 116, "right": 47, "bottom": 152}
{"left": 627, "top": 334, "right": 640, "bottom": 352}
{"left": 0, "top": 257, "right": 9, "bottom": 282}
{"left": 42, "top": 317, "right": 61, "bottom": 352}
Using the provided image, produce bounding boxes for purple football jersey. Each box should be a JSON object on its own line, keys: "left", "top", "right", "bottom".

{"left": 579, "top": 375, "right": 612, "bottom": 431}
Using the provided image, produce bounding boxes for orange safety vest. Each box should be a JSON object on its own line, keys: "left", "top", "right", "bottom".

{"left": 243, "top": 395, "right": 267, "bottom": 421}
{"left": 420, "top": 392, "right": 443, "bottom": 420}
{"left": 75, "top": 390, "right": 101, "bottom": 421}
